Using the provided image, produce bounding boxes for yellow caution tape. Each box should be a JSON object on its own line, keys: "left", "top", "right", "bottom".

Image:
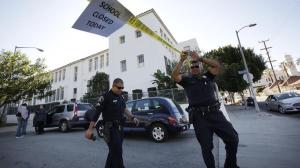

{"left": 127, "top": 16, "right": 181, "bottom": 54}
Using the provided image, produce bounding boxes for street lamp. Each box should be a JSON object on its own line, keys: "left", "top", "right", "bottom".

{"left": 236, "top": 23, "right": 260, "bottom": 112}
{"left": 14, "top": 46, "right": 44, "bottom": 55}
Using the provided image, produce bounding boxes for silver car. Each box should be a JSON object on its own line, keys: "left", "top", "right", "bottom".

{"left": 44, "top": 103, "right": 93, "bottom": 132}
{"left": 265, "top": 92, "right": 300, "bottom": 114}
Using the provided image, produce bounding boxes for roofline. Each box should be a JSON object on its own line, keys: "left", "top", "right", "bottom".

{"left": 136, "top": 9, "right": 178, "bottom": 44}
{"left": 51, "top": 49, "right": 109, "bottom": 72}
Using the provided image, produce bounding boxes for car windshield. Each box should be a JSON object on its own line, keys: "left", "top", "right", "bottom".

{"left": 277, "top": 92, "right": 300, "bottom": 100}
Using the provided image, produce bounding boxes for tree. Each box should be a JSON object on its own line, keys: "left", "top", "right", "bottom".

{"left": 297, "top": 58, "right": 300, "bottom": 66}
{"left": 152, "top": 70, "right": 177, "bottom": 90}
{"left": 0, "top": 50, "right": 52, "bottom": 124}
{"left": 204, "top": 45, "right": 266, "bottom": 101}
{"left": 83, "top": 72, "right": 109, "bottom": 100}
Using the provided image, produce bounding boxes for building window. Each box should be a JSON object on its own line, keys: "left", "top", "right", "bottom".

{"left": 164, "top": 56, "right": 171, "bottom": 75}
{"left": 63, "top": 69, "right": 66, "bottom": 80}
{"left": 51, "top": 90, "right": 55, "bottom": 101}
{"left": 56, "top": 88, "right": 60, "bottom": 101}
{"left": 55, "top": 72, "right": 58, "bottom": 82}
{"left": 45, "top": 96, "right": 48, "bottom": 103}
{"left": 73, "top": 88, "right": 77, "bottom": 99}
{"left": 106, "top": 53, "right": 109, "bottom": 66}
{"left": 94, "top": 57, "right": 98, "bottom": 70}
{"left": 88, "top": 59, "right": 92, "bottom": 72}
{"left": 51, "top": 73, "right": 54, "bottom": 83}
{"left": 60, "top": 87, "right": 64, "bottom": 100}
{"left": 73, "top": 88, "right": 77, "bottom": 95}
{"left": 183, "top": 46, "right": 190, "bottom": 51}
{"left": 137, "top": 54, "right": 144, "bottom": 67}
{"left": 120, "top": 60, "right": 127, "bottom": 72}
{"left": 100, "top": 55, "right": 104, "bottom": 69}
{"left": 59, "top": 70, "right": 61, "bottom": 81}
{"left": 160, "top": 28, "right": 163, "bottom": 37}
{"left": 119, "top": 35, "right": 125, "bottom": 44}
{"left": 136, "top": 30, "right": 142, "bottom": 38}
{"left": 74, "top": 66, "right": 78, "bottom": 82}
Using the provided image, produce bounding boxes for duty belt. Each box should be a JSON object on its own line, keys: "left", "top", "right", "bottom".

{"left": 187, "top": 103, "right": 220, "bottom": 113}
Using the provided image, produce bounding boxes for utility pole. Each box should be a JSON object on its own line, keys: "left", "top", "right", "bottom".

{"left": 259, "top": 39, "right": 281, "bottom": 93}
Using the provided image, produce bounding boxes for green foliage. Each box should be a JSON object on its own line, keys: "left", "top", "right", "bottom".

{"left": 0, "top": 50, "right": 52, "bottom": 108}
{"left": 83, "top": 72, "right": 109, "bottom": 99}
{"left": 204, "top": 45, "right": 266, "bottom": 93}
{"left": 296, "top": 58, "right": 300, "bottom": 66}
{"left": 152, "top": 70, "right": 177, "bottom": 90}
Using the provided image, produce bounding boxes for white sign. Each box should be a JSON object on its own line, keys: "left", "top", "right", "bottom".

{"left": 243, "top": 73, "right": 253, "bottom": 83}
{"left": 72, "top": 0, "right": 134, "bottom": 37}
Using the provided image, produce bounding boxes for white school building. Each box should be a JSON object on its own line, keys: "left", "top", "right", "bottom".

{"left": 33, "top": 9, "right": 199, "bottom": 105}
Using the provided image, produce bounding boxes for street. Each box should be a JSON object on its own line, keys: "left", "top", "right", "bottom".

{"left": 0, "top": 104, "right": 300, "bottom": 168}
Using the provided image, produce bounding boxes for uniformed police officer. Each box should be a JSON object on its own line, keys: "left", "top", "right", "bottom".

{"left": 172, "top": 51, "right": 239, "bottom": 168}
{"left": 85, "top": 78, "right": 139, "bottom": 168}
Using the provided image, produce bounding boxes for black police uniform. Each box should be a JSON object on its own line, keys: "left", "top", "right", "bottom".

{"left": 93, "top": 90, "right": 126, "bottom": 168}
{"left": 178, "top": 71, "right": 239, "bottom": 168}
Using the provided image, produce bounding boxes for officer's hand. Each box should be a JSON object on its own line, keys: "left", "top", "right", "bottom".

{"left": 85, "top": 129, "right": 93, "bottom": 140}
{"left": 180, "top": 51, "right": 188, "bottom": 62}
{"left": 133, "top": 117, "right": 139, "bottom": 126}
{"left": 191, "top": 51, "right": 201, "bottom": 61}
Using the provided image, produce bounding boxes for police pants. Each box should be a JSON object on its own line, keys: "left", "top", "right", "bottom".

{"left": 192, "top": 110, "right": 239, "bottom": 168}
{"left": 105, "top": 126, "right": 125, "bottom": 168}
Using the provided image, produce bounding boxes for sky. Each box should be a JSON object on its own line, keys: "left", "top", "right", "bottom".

{"left": 1, "top": 0, "right": 300, "bottom": 70}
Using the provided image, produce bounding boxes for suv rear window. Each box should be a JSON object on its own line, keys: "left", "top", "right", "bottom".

{"left": 67, "top": 104, "right": 74, "bottom": 112}
{"left": 77, "top": 104, "right": 92, "bottom": 111}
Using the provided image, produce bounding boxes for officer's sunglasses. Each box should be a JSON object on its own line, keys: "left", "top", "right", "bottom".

{"left": 114, "top": 85, "right": 124, "bottom": 90}
{"left": 190, "top": 65, "right": 199, "bottom": 69}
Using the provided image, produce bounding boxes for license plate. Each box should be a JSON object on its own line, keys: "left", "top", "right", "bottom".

{"left": 79, "top": 118, "right": 84, "bottom": 120}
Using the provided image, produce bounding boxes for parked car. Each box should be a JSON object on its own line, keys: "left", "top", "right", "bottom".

{"left": 265, "top": 92, "right": 300, "bottom": 114}
{"left": 38, "top": 102, "right": 94, "bottom": 132}
{"left": 92, "top": 97, "right": 189, "bottom": 142}
{"left": 246, "top": 97, "right": 254, "bottom": 106}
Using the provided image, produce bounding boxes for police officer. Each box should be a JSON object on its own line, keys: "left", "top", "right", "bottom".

{"left": 172, "top": 51, "right": 239, "bottom": 168}
{"left": 85, "top": 78, "right": 139, "bottom": 168}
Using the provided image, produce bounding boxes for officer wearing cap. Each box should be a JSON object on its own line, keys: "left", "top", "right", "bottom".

{"left": 172, "top": 51, "right": 239, "bottom": 168}
{"left": 85, "top": 78, "right": 139, "bottom": 168}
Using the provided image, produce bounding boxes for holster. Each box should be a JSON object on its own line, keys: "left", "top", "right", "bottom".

{"left": 103, "top": 122, "right": 113, "bottom": 144}
{"left": 186, "top": 103, "right": 221, "bottom": 122}
{"left": 186, "top": 108, "right": 195, "bottom": 124}
{"left": 103, "top": 121, "right": 122, "bottom": 144}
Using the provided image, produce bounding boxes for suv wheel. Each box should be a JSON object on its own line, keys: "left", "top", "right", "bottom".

{"left": 60, "top": 121, "right": 69, "bottom": 132}
{"left": 150, "top": 123, "right": 168, "bottom": 143}
{"left": 278, "top": 106, "right": 285, "bottom": 114}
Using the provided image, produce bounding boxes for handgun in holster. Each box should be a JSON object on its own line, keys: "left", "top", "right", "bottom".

{"left": 186, "top": 107, "right": 194, "bottom": 124}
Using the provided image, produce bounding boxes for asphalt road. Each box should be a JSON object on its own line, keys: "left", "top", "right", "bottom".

{"left": 0, "top": 127, "right": 218, "bottom": 168}
{"left": 1, "top": 104, "right": 300, "bottom": 168}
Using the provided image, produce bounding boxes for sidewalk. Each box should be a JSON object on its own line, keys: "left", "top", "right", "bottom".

{"left": 0, "top": 115, "right": 34, "bottom": 134}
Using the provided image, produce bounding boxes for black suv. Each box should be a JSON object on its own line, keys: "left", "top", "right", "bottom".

{"left": 246, "top": 97, "right": 254, "bottom": 106}
{"left": 94, "top": 97, "right": 189, "bottom": 142}
{"left": 39, "top": 103, "right": 94, "bottom": 132}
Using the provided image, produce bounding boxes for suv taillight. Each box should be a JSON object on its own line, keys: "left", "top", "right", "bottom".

{"left": 74, "top": 104, "right": 78, "bottom": 116}
{"left": 168, "top": 116, "right": 177, "bottom": 126}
